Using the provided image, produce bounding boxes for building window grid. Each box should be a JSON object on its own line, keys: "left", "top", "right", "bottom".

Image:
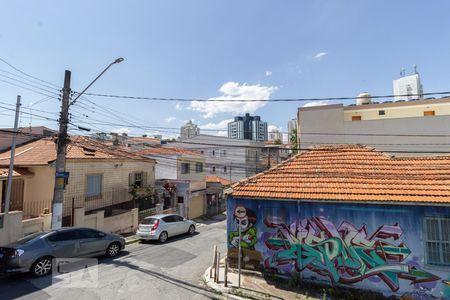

{"left": 181, "top": 163, "right": 190, "bottom": 174}
{"left": 425, "top": 217, "right": 450, "bottom": 266}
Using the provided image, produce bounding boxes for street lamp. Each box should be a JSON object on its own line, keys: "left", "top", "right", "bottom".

{"left": 51, "top": 57, "right": 124, "bottom": 229}
{"left": 70, "top": 57, "right": 124, "bottom": 105}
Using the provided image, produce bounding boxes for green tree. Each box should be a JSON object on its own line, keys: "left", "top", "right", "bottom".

{"left": 290, "top": 128, "right": 298, "bottom": 155}
{"left": 273, "top": 138, "right": 282, "bottom": 145}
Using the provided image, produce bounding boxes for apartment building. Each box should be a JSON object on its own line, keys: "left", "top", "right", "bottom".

{"left": 297, "top": 96, "right": 450, "bottom": 154}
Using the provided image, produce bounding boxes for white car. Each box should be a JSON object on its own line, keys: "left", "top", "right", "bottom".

{"left": 136, "top": 214, "right": 196, "bottom": 243}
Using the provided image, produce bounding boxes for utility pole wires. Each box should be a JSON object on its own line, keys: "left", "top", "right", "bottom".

{"left": 51, "top": 70, "right": 71, "bottom": 229}
{"left": 4, "top": 95, "right": 21, "bottom": 214}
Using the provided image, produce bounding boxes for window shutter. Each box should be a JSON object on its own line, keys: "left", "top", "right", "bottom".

{"left": 129, "top": 173, "right": 134, "bottom": 186}
{"left": 143, "top": 172, "right": 148, "bottom": 187}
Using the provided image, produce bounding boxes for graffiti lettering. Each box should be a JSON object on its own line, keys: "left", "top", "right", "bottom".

{"left": 264, "top": 217, "right": 440, "bottom": 291}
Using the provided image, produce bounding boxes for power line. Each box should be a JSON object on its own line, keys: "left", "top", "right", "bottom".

{"left": 0, "top": 57, "right": 61, "bottom": 89}
{"left": 0, "top": 78, "right": 60, "bottom": 99}
{"left": 77, "top": 91, "right": 450, "bottom": 102}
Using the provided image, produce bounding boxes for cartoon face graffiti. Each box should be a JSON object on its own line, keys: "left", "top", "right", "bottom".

{"left": 229, "top": 206, "right": 257, "bottom": 249}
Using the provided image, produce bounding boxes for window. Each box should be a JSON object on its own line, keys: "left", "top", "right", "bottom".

{"left": 223, "top": 166, "right": 227, "bottom": 173}
{"left": 77, "top": 229, "right": 104, "bottom": 239}
{"left": 378, "top": 110, "right": 385, "bottom": 116}
{"left": 181, "top": 163, "right": 190, "bottom": 174}
{"left": 221, "top": 150, "right": 226, "bottom": 157}
{"left": 129, "top": 172, "right": 147, "bottom": 188}
{"left": 47, "top": 230, "right": 79, "bottom": 242}
{"left": 177, "top": 196, "right": 184, "bottom": 203}
{"left": 162, "top": 215, "right": 176, "bottom": 223}
{"left": 424, "top": 110, "right": 435, "bottom": 116}
{"left": 195, "top": 162, "right": 203, "bottom": 173}
{"left": 200, "top": 150, "right": 204, "bottom": 154}
{"left": 352, "top": 116, "right": 362, "bottom": 121}
{"left": 212, "top": 166, "right": 216, "bottom": 173}
{"left": 425, "top": 217, "right": 450, "bottom": 266}
{"left": 134, "top": 172, "right": 143, "bottom": 187}
{"left": 174, "top": 215, "right": 184, "bottom": 222}
{"left": 86, "top": 174, "right": 102, "bottom": 198}
{"left": 212, "top": 150, "right": 216, "bottom": 156}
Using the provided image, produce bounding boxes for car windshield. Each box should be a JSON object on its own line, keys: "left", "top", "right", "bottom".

{"left": 16, "top": 232, "right": 47, "bottom": 244}
{"left": 141, "top": 218, "right": 158, "bottom": 225}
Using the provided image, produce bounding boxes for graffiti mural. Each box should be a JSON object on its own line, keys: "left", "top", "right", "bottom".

{"left": 228, "top": 206, "right": 262, "bottom": 268}
{"left": 263, "top": 216, "right": 440, "bottom": 292}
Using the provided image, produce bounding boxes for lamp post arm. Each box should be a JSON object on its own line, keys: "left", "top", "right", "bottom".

{"left": 70, "top": 58, "right": 123, "bottom": 105}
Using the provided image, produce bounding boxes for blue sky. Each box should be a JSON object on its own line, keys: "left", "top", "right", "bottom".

{"left": 1, "top": 1, "right": 450, "bottom": 138}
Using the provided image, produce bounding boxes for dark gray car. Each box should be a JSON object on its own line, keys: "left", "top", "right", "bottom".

{"left": 0, "top": 227, "right": 125, "bottom": 277}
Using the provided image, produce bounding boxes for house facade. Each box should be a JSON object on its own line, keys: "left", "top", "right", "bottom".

{"left": 0, "top": 137, "right": 156, "bottom": 224}
{"left": 169, "top": 134, "right": 267, "bottom": 183}
{"left": 228, "top": 145, "right": 450, "bottom": 298}
{"left": 205, "top": 175, "right": 230, "bottom": 216}
{"left": 137, "top": 147, "right": 206, "bottom": 219}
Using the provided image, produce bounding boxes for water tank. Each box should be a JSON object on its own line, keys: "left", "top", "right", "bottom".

{"left": 356, "top": 92, "right": 372, "bottom": 105}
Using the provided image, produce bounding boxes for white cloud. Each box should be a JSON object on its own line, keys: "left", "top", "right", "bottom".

{"left": 164, "top": 116, "right": 176, "bottom": 123}
{"left": 216, "top": 131, "right": 228, "bottom": 137}
{"left": 199, "top": 119, "right": 233, "bottom": 130}
{"left": 268, "top": 125, "right": 281, "bottom": 133}
{"left": 302, "top": 100, "right": 331, "bottom": 107}
{"left": 111, "top": 127, "right": 131, "bottom": 135}
{"left": 265, "top": 70, "right": 272, "bottom": 76}
{"left": 175, "top": 103, "right": 183, "bottom": 111}
{"left": 189, "top": 82, "right": 278, "bottom": 118}
{"left": 314, "top": 52, "right": 327, "bottom": 60}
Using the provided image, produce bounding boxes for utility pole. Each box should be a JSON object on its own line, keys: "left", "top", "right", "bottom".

{"left": 51, "top": 70, "right": 71, "bottom": 229}
{"left": 4, "top": 96, "right": 21, "bottom": 214}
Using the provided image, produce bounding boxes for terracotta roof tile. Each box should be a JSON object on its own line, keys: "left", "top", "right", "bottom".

{"left": 206, "top": 175, "right": 231, "bottom": 185}
{"left": 232, "top": 145, "right": 450, "bottom": 204}
{"left": 0, "top": 167, "right": 32, "bottom": 178}
{"left": 0, "top": 136, "right": 154, "bottom": 166}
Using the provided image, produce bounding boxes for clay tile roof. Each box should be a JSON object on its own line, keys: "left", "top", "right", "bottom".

{"left": 206, "top": 175, "right": 231, "bottom": 185}
{"left": 0, "top": 136, "right": 154, "bottom": 166}
{"left": 136, "top": 147, "right": 202, "bottom": 156}
{"left": 232, "top": 144, "right": 450, "bottom": 204}
{"left": 128, "top": 137, "right": 160, "bottom": 143}
{"left": 0, "top": 167, "right": 33, "bottom": 178}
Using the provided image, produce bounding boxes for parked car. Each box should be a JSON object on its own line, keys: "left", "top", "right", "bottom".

{"left": 0, "top": 227, "right": 125, "bottom": 277}
{"left": 136, "top": 214, "right": 196, "bottom": 243}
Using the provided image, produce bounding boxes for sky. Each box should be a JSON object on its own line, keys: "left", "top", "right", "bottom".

{"left": 1, "top": 1, "right": 450, "bottom": 139}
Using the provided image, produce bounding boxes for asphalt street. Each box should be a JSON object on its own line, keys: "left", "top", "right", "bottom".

{"left": 0, "top": 218, "right": 227, "bottom": 300}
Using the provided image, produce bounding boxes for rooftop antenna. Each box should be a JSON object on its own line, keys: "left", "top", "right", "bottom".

{"left": 400, "top": 67, "right": 405, "bottom": 77}
{"left": 413, "top": 64, "right": 418, "bottom": 74}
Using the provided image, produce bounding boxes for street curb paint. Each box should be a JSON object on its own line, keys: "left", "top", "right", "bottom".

{"left": 125, "top": 238, "right": 140, "bottom": 245}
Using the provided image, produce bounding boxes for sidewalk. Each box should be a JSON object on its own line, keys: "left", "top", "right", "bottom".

{"left": 203, "top": 264, "right": 320, "bottom": 300}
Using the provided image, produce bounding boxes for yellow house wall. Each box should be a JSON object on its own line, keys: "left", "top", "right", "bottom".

{"left": 23, "top": 166, "right": 55, "bottom": 218}
{"left": 65, "top": 159, "right": 156, "bottom": 198}
{"left": 344, "top": 102, "right": 450, "bottom": 121}
{"left": 20, "top": 159, "right": 155, "bottom": 218}
{"left": 177, "top": 156, "right": 206, "bottom": 191}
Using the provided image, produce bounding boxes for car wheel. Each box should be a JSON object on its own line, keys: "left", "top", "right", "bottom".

{"left": 188, "top": 225, "right": 196, "bottom": 235}
{"left": 159, "top": 231, "right": 168, "bottom": 243}
{"left": 31, "top": 256, "right": 53, "bottom": 277}
{"left": 106, "top": 242, "right": 121, "bottom": 257}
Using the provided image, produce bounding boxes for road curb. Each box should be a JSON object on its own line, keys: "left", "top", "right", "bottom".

{"left": 125, "top": 238, "right": 140, "bottom": 245}
{"left": 202, "top": 267, "right": 248, "bottom": 300}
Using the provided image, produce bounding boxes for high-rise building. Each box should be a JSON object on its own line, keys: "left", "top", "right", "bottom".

{"left": 228, "top": 113, "right": 268, "bottom": 141}
{"left": 268, "top": 129, "right": 282, "bottom": 142}
{"left": 287, "top": 118, "right": 297, "bottom": 137}
{"left": 393, "top": 66, "right": 423, "bottom": 101}
{"left": 180, "top": 120, "right": 200, "bottom": 139}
